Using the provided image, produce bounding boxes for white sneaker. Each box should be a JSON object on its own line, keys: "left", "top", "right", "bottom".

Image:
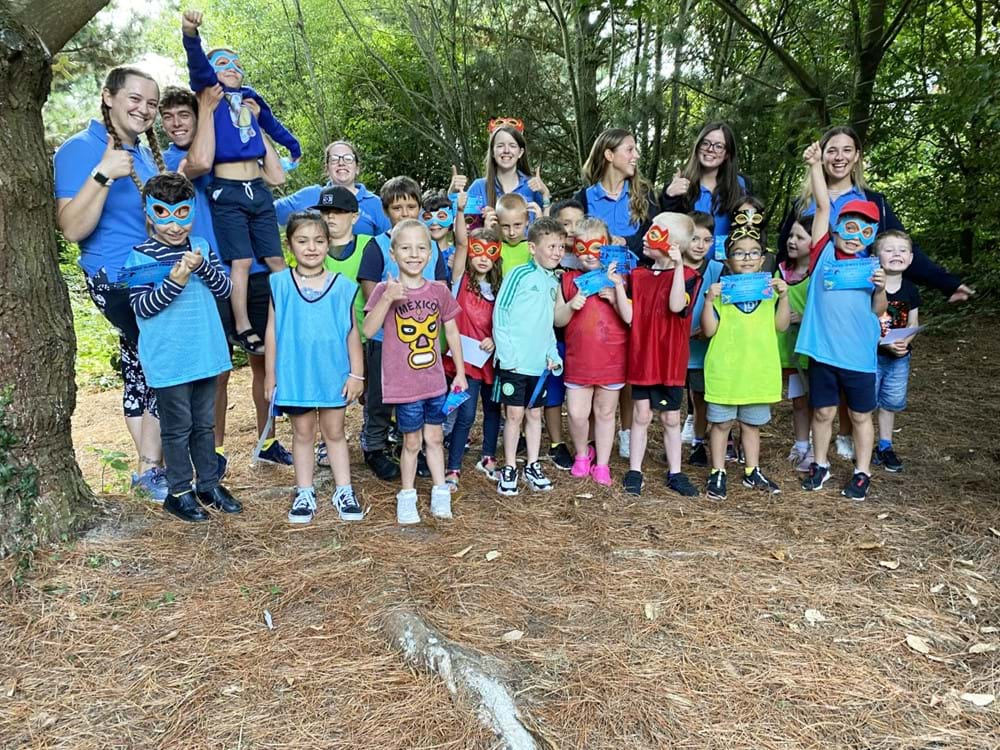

{"left": 835, "top": 435, "right": 855, "bottom": 460}
{"left": 396, "top": 489, "right": 421, "bottom": 525}
{"left": 430, "top": 484, "right": 453, "bottom": 519}
{"left": 618, "top": 429, "right": 631, "bottom": 459}
{"left": 681, "top": 415, "right": 695, "bottom": 445}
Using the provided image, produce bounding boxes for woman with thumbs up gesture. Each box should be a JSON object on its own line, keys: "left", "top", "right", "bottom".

{"left": 658, "top": 121, "right": 748, "bottom": 250}
{"left": 466, "top": 120, "right": 547, "bottom": 214}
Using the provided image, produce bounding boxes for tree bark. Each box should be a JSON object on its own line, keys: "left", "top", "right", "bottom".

{"left": 0, "top": 6, "right": 101, "bottom": 559}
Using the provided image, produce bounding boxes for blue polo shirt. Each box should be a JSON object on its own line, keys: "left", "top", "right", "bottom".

{"left": 467, "top": 172, "right": 544, "bottom": 209}
{"left": 694, "top": 175, "right": 748, "bottom": 240}
{"left": 54, "top": 120, "right": 159, "bottom": 277}
{"left": 584, "top": 181, "right": 638, "bottom": 238}
{"left": 274, "top": 182, "right": 390, "bottom": 236}
{"left": 796, "top": 184, "right": 867, "bottom": 226}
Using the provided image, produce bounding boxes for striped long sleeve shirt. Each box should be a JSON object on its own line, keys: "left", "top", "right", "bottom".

{"left": 129, "top": 237, "right": 231, "bottom": 318}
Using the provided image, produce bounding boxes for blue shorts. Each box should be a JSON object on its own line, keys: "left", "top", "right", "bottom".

{"left": 209, "top": 178, "right": 283, "bottom": 262}
{"left": 876, "top": 353, "right": 910, "bottom": 412}
{"left": 395, "top": 393, "right": 448, "bottom": 434}
{"left": 808, "top": 359, "right": 876, "bottom": 413}
{"left": 544, "top": 341, "right": 566, "bottom": 407}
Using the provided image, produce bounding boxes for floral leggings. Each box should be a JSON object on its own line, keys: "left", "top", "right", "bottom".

{"left": 86, "top": 272, "right": 157, "bottom": 418}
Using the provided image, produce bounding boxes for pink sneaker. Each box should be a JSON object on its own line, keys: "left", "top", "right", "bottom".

{"left": 571, "top": 454, "right": 592, "bottom": 477}
{"left": 590, "top": 464, "right": 612, "bottom": 485}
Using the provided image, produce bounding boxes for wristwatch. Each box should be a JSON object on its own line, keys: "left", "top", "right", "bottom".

{"left": 90, "top": 168, "right": 114, "bottom": 187}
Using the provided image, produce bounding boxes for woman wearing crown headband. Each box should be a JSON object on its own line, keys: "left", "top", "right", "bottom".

{"left": 660, "top": 122, "right": 749, "bottom": 253}
{"left": 55, "top": 65, "right": 169, "bottom": 502}
{"left": 460, "top": 119, "right": 549, "bottom": 217}
{"left": 777, "top": 126, "right": 973, "bottom": 304}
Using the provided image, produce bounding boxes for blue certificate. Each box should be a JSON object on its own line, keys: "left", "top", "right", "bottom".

{"left": 720, "top": 272, "right": 774, "bottom": 304}
{"left": 442, "top": 389, "right": 471, "bottom": 416}
{"left": 714, "top": 235, "right": 727, "bottom": 261}
{"left": 822, "top": 257, "right": 880, "bottom": 291}
{"left": 450, "top": 193, "right": 484, "bottom": 216}
{"left": 599, "top": 245, "right": 637, "bottom": 274}
{"left": 112, "top": 261, "right": 175, "bottom": 288}
{"left": 574, "top": 269, "right": 614, "bottom": 296}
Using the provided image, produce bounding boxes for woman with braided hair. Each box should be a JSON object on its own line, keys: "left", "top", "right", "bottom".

{"left": 55, "top": 66, "right": 169, "bottom": 501}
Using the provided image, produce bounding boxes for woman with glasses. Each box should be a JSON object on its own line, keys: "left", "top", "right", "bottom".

{"left": 659, "top": 122, "right": 748, "bottom": 251}
{"left": 275, "top": 140, "right": 390, "bottom": 236}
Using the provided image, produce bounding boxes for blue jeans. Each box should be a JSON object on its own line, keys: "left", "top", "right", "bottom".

{"left": 447, "top": 377, "right": 501, "bottom": 471}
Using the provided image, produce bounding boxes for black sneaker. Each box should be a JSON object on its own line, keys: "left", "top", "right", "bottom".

{"left": 688, "top": 442, "right": 708, "bottom": 467}
{"left": 333, "top": 486, "right": 364, "bottom": 521}
{"left": 497, "top": 465, "right": 519, "bottom": 496}
{"left": 288, "top": 488, "right": 317, "bottom": 524}
{"left": 524, "top": 461, "right": 553, "bottom": 491}
{"left": 842, "top": 471, "right": 871, "bottom": 501}
{"left": 874, "top": 446, "right": 903, "bottom": 473}
{"left": 257, "top": 440, "right": 293, "bottom": 465}
{"left": 666, "top": 471, "right": 699, "bottom": 497}
{"left": 742, "top": 467, "right": 781, "bottom": 495}
{"left": 416, "top": 450, "right": 431, "bottom": 478}
{"left": 365, "top": 449, "right": 401, "bottom": 481}
{"left": 801, "top": 463, "right": 831, "bottom": 491}
{"left": 706, "top": 470, "right": 727, "bottom": 501}
{"left": 548, "top": 442, "right": 573, "bottom": 471}
{"left": 623, "top": 470, "right": 643, "bottom": 496}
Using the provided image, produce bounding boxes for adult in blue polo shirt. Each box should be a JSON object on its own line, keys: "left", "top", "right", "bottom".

{"left": 776, "top": 125, "right": 973, "bottom": 302}
{"left": 658, "top": 121, "right": 748, "bottom": 258}
{"left": 54, "top": 65, "right": 167, "bottom": 500}
{"left": 572, "top": 128, "right": 658, "bottom": 258}
{"left": 274, "top": 140, "right": 390, "bottom": 235}
{"left": 465, "top": 122, "right": 548, "bottom": 211}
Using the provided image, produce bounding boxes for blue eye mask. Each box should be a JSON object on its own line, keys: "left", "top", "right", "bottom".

{"left": 422, "top": 207, "right": 455, "bottom": 229}
{"left": 209, "top": 50, "right": 244, "bottom": 76}
{"left": 834, "top": 217, "right": 878, "bottom": 247}
{"left": 145, "top": 196, "right": 196, "bottom": 227}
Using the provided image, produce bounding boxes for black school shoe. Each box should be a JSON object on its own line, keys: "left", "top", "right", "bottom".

{"left": 197, "top": 485, "right": 243, "bottom": 513}
{"left": 365, "top": 449, "right": 401, "bottom": 481}
{"left": 688, "top": 442, "right": 708, "bottom": 467}
{"left": 164, "top": 491, "right": 209, "bottom": 523}
{"left": 666, "top": 471, "right": 699, "bottom": 497}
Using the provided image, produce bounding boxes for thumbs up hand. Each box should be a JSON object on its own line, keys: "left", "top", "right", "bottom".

{"left": 665, "top": 168, "right": 690, "bottom": 198}
{"left": 448, "top": 164, "right": 468, "bottom": 194}
{"left": 528, "top": 164, "right": 549, "bottom": 200}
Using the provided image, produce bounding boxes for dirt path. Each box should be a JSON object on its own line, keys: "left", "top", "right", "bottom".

{"left": 2, "top": 325, "right": 998, "bottom": 748}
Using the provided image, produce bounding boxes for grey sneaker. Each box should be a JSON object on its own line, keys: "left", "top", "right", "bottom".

{"left": 524, "top": 461, "right": 553, "bottom": 492}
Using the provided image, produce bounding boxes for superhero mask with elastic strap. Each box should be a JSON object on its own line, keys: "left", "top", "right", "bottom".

{"left": 573, "top": 238, "right": 604, "bottom": 259}
{"left": 209, "top": 50, "right": 244, "bottom": 76}
{"left": 488, "top": 117, "right": 524, "bottom": 134}
{"left": 643, "top": 225, "right": 671, "bottom": 252}
{"left": 834, "top": 217, "right": 878, "bottom": 247}
{"left": 422, "top": 207, "right": 455, "bottom": 229}
{"left": 145, "top": 196, "right": 195, "bottom": 227}
{"left": 468, "top": 238, "right": 501, "bottom": 261}
{"left": 729, "top": 208, "right": 763, "bottom": 242}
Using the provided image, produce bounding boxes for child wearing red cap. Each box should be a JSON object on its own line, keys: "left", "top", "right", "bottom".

{"left": 794, "top": 142, "right": 887, "bottom": 501}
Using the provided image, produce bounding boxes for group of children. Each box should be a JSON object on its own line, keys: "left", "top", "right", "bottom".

{"left": 114, "top": 10, "right": 923, "bottom": 525}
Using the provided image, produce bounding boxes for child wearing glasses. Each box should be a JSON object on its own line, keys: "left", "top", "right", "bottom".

{"left": 182, "top": 9, "right": 300, "bottom": 356}
{"left": 795, "top": 142, "right": 887, "bottom": 501}
{"left": 700, "top": 210, "right": 791, "bottom": 501}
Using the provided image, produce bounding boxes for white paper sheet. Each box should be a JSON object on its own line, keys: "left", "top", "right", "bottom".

{"left": 880, "top": 325, "right": 923, "bottom": 345}
{"left": 448, "top": 335, "right": 491, "bottom": 368}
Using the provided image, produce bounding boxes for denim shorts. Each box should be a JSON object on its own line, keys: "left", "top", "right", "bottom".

{"left": 395, "top": 393, "right": 448, "bottom": 433}
{"left": 706, "top": 402, "right": 772, "bottom": 426}
{"left": 876, "top": 353, "right": 910, "bottom": 412}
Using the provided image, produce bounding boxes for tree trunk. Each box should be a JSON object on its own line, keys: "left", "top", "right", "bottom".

{"left": 0, "top": 8, "right": 96, "bottom": 560}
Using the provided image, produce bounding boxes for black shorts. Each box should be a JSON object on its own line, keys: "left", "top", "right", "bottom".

{"left": 632, "top": 384, "right": 684, "bottom": 411}
{"left": 808, "top": 359, "right": 877, "bottom": 413}
{"left": 493, "top": 369, "right": 548, "bottom": 408}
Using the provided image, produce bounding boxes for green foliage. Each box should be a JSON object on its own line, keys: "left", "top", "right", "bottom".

{"left": 88, "top": 447, "right": 132, "bottom": 494}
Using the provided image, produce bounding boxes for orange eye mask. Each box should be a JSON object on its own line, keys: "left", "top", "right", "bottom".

{"left": 644, "top": 225, "right": 671, "bottom": 252}
{"left": 468, "top": 239, "right": 502, "bottom": 261}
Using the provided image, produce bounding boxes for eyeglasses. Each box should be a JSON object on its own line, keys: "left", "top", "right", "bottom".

{"left": 699, "top": 140, "right": 727, "bottom": 154}
{"left": 729, "top": 249, "right": 762, "bottom": 260}
{"left": 327, "top": 154, "right": 357, "bottom": 165}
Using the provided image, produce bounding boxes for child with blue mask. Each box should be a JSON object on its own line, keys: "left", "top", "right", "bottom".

{"left": 422, "top": 191, "right": 458, "bottom": 283}
{"left": 181, "top": 9, "right": 301, "bottom": 358}
{"left": 125, "top": 172, "right": 240, "bottom": 523}
{"left": 795, "top": 141, "right": 888, "bottom": 502}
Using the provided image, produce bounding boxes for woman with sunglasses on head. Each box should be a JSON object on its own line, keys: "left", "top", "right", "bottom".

{"left": 777, "top": 126, "right": 973, "bottom": 303}
{"left": 275, "top": 140, "right": 391, "bottom": 237}
{"left": 660, "top": 122, "right": 749, "bottom": 257}
{"left": 55, "top": 65, "right": 169, "bottom": 502}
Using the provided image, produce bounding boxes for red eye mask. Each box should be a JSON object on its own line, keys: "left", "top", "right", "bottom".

{"left": 469, "top": 239, "right": 502, "bottom": 261}
{"left": 644, "top": 225, "right": 671, "bottom": 252}
{"left": 573, "top": 238, "right": 604, "bottom": 258}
